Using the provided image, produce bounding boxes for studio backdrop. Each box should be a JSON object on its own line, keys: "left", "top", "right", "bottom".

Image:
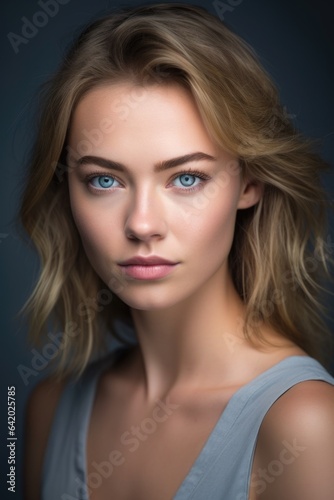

{"left": 1, "top": 1, "right": 333, "bottom": 498}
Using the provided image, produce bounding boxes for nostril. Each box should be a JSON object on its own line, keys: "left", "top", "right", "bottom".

{"left": 125, "top": 228, "right": 164, "bottom": 242}
{"left": 124, "top": 205, "right": 167, "bottom": 242}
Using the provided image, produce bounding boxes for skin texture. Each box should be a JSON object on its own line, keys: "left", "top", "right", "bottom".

{"left": 67, "top": 82, "right": 266, "bottom": 399}
{"left": 24, "top": 82, "right": 334, "bottom": 500}
{"left": 67, "top": 82, "right": 257, "bottom": 313}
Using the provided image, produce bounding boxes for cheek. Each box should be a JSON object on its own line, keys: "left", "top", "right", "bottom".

{"left": 202, "top": 205, "right": 237, "bottom": 257}
{"left": 186, "top": 184, "right": 240, "bottom": 251}
{"left": 68, "top": 188, "right": 112, "bottom": 261}
{"left": 73, "top": 216, "right": 102, "bottom": 265}
{"left": 77, "top": 214, "right": 115, "bottom": 259}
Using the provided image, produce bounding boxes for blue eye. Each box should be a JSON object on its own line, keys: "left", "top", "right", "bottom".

{"left": 174, "top": 173, "right": 200, "bottom": 188}
{"left": 89, "top": 176, "right": 119, "bottom": 189}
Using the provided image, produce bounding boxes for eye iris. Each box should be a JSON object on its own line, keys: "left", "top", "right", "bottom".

{"left": 179, "top": 174, "right": 196, "bottom": 187}
{"left": 98, "top": 176, "right": 114, "bottom": 188}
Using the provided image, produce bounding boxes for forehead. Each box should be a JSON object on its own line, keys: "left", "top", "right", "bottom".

{"left": 73, "top": 81, "right": 195, "bottom": 117}
{"left": 68, "top": 82, "right": 221, "bottom": 157}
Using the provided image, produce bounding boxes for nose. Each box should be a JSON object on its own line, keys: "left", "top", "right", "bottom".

{"left": 124, "top": 187, "right": 167, "bottom": 242}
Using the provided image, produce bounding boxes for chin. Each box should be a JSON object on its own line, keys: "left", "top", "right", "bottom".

{"left": 115, "top": 290, "right": 182, "bottom": 312}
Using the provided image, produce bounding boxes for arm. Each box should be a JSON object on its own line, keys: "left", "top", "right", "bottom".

{"left": 23, "top": 376, "right": 65, "bottom": 500}
{"left": 251, "top": 380, "right": 334, "bottom": 500}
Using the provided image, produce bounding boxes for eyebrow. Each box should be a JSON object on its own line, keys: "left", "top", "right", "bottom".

{"left": 75, "top": 152, "right": 217, "bottom": 173}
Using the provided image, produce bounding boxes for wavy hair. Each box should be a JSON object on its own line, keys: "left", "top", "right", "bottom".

{"left": 19, "top": 3, "right": 333, "bottom": 377}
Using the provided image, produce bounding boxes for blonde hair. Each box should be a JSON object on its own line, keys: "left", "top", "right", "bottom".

{"left": 20, "top": 3, "right": 333, "bottom": 377}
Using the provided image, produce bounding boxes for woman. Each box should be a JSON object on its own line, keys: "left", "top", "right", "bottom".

{"left": 21, "top": 3, "right": 334, "bottom": 499}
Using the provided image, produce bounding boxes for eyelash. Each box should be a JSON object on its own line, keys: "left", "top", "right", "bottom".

{"left": 84, "top": 171, "right": 122, "bottom": 191}
{"left": 169, "top": 169, "right": 210, "bottom": 192}
{"left": 83, "top": 169, "right": 211, "bottom": 193}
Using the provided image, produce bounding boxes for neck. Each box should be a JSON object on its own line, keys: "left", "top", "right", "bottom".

{"left": 130, "top": 272, "right": 252, "bottom": 402}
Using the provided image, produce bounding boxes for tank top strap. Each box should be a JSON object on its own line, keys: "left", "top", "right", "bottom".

{"left": 41, "top": 348, "right": 125, "bottom": 500}
{"left": 174, "top": 355, "right": 334, "bottom": 500}
{"left": 42, "top": 353, "right": 334, "bottom": 499}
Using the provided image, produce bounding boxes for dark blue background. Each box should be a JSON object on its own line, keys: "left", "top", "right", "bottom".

{"left": 1, "top": 1, "right": 333, "bottom": 498}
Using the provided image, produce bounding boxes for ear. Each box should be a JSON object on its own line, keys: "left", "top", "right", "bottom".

{"left": 237, "top": 178, "right": 263, "bottom": 210}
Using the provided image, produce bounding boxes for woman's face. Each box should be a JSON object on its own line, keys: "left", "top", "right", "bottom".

{"left": 67, "top": 82, "right": 261, "bottom": 310}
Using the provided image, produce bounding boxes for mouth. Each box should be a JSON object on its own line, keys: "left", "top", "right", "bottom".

{"left": 118, "top": 256, "right": 179, "bottom": 280}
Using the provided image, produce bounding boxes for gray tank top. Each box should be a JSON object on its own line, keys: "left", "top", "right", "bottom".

{"left": 42, "top": 353, "right": 334, "bottom": 500}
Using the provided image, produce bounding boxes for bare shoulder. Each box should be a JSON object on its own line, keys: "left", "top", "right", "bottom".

{"left": 24, "top": 375, "right": 66, "bottom": 500}
{"left": 252, "top": 379, "right": 334, "bottom": 500}
{"left": 261, "top": 379, "right": 334, "bottom": 434}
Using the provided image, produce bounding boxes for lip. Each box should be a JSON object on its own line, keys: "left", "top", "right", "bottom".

{"left": 119, "top": 256, "right": 177, "bottom": 266}
{"left": 118, "top": 256, "right": 179, "bottom": 280}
